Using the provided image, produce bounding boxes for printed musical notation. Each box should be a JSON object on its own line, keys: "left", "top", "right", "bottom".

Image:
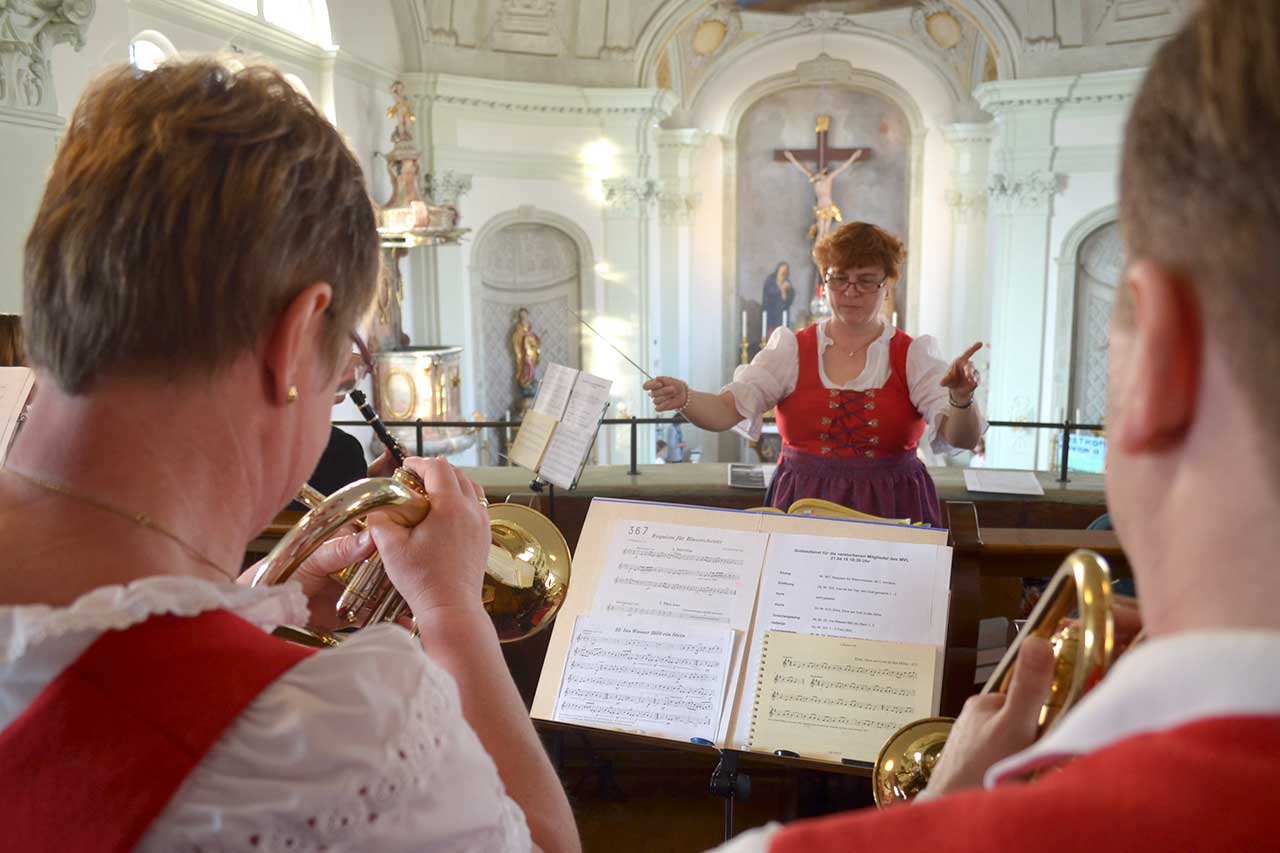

{"left": 748, "top": 631, "right": 936, "bottom": 763}
{"left": 553, "top": 616, "right": 734, "bottom": 742}
{"left": 593, "top": 521, "right": 768, "bottom": 628}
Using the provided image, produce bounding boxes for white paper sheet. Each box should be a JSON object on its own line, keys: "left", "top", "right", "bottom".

{"left": 0, "top": 367, "right": 33, "bottom": 461}
{"left": 963, "top": 469, "right": 1046, "bottom": 496}
{"left": 509, "top": 408, "right": 557, "bottom": 472}
{"left": 553, "top": 615, "right": 735, "bottom": 742}
{"left": 729, "top": 533, "right": 951, "bottom": 749}
{"left": 593, "top": 520, "right": 769, "bottom": 629}
{"left": 539, "top": 422, "right": 595, "bottom": 489}
{"left": 559, "top": 373, "right": 612, "bottom": 433}
{"left": 533, "top": 363, "right": 578, "bottom": 420}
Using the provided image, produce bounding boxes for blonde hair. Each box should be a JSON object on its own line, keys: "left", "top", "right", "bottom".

{"left": 1121, "top": 1, "right": 1280, "bottom": 461}
{"left": 23, "top": 58, "right": 380, "bottom": 393}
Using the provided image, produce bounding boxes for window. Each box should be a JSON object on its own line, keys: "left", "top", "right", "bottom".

{"left": 211, "top": 0, "right": 333, "bottom": 47}
{"left": 129, "top": 30, "right": 178, "bottom": 71}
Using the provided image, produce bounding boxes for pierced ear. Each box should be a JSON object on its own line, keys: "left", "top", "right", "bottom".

{"left": 1109, "top": 261, "right": 1200, "bottom": 453}
{"left": 261, "top": 282, "right": 334, "bottom": 406}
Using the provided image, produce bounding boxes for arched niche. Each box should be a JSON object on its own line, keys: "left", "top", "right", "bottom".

{"left": 469, "top": 208, "right": 597, "bottom": 425}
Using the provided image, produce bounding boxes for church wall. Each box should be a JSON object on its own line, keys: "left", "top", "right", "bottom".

{"left": 976, "top": 68, "right": 1145, "bottom": 470}
{"left": 401, "top": 74, "right": 677, "bottom": 464}
{"left": 2, "top": 0, "right": 401, "bottom": 320}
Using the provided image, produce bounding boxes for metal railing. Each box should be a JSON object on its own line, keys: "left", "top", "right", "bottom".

{"left": 334, "top": 415, "right": 1104, "bottom": 483}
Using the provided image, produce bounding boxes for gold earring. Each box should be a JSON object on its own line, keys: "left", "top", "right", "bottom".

{"left": 287, "top": 385, "right": 299, "bottom": 404}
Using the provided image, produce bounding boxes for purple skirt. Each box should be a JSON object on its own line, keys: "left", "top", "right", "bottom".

{"left": 765, "top": 447, "right": 943, "bottom": 528}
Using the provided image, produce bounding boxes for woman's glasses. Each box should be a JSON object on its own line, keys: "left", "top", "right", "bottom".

{"left": 334, "top": 332, "right": 374, "bottom": 403}
{"left": 824, "top": 272, "right": 889, "bottom": 295}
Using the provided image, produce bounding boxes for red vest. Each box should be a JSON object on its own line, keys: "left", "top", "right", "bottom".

{"left": 0, "top": 609, "right": 314, "bottom": 852}
{"left": 770, "top": 715, "right": 1280, "bottom": 853}
{"left": 775, "top": 325, "right": 926, "bottom": 459}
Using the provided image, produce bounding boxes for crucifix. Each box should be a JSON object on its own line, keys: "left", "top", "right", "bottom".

{"left": 775, "top": 115, "right": 873, "bottom": 243}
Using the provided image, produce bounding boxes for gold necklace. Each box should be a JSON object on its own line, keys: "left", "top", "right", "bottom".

{"left": 826, "top": 321, "right": 877, "bottom": 359}
{"left": 2, "top": 467, "right": 234, "bottom": 581}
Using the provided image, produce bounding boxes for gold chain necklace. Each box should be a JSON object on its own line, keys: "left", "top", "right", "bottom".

{"left": 826, "top": 321, "right": 878, "bottom": 359}
{"left": 2, "top": 467, "right": 234, "bottom": 581}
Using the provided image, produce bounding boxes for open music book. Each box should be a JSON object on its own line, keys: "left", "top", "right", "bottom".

{"left": 510, "top": 363, "right": 612, "bottom": 489}
{"left": 0, "top": 367, "right": 34, "bottom": 462}
{"left": 532, "top": 498, "right": 952, "bottom": 765}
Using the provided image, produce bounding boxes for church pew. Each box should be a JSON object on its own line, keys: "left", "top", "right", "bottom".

{"left": 940, "top": 500, "right": 1130, "bottom": 716}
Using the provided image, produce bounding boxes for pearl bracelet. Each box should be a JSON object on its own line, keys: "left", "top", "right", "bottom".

{"left": 679, "top": 381, "right": 692, "bottom": 413}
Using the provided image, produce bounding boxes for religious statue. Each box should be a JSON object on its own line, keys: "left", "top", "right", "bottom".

{"left": 511, "top": 308, "right": 541, "bottom": 394}
{"left": 784, "top": 147, "right": 864, "bottom": 243}
{"left": 762, "top": 261, "right": 795, "bottom": 339}
{"left": 387, "top": 80, "right": 416, "bottom": 145}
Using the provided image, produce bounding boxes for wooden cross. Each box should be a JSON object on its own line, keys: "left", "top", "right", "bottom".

{"left": 773, "top": 114, "right": 873, "bottom": 171}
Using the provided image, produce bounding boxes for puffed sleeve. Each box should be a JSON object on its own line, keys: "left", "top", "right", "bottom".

{"left": 907, "top": 335, "right": 988, "bottom": 456}
{"left": 139, "top": 624, "right": 531, "bottom": 853}
{"left": 721, "top": 327, "right": 800, "bottom": 440}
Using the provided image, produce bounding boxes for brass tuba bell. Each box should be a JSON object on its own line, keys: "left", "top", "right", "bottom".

{"left": 251, "top": 466, "right": 571, "bottom": 648}
{"left": 872, "top": 550, "right": 1114, "bottom": 806}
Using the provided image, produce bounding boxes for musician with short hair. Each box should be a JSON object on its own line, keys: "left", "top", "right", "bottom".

{"left": 0, "top": 59, "right": 578, "bottom": 852}
{"left": 713, "top": 2, "right": 1280, "bottom": 850}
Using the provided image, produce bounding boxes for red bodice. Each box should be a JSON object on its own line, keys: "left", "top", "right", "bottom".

{"left": 774, "top": 324, "right": 926, "bottom": 458}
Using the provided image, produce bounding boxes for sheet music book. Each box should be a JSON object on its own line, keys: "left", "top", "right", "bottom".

{"left": 532, "top": 498, "right": 951, "bottom": 764}
{"left": 748, "top": 631, "right": 937, "bottom": 764}
{"left": 0, "top": 367, "right": 34, "bottom": 462}
{"left": 510, "top": 364, "right": 613, "bottom": 489}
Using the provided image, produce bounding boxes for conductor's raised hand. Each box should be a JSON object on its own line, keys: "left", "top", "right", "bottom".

{"left": 940, "top": 342, "right": 983, "bottom": 402}
{"left": 644, "top": 376, "right": 688, "bottom": 413}
{"left": 370, "top": 456, "right": 491, "bottom": 617}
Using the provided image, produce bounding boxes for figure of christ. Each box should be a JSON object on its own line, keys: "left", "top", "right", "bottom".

{"left": 784, "top": 148, "right": 864, "bottom": 243}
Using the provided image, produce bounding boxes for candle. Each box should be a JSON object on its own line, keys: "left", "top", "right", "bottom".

{"left": 782, "top": 309, "right": 789, "bottom": 329}
{"left": 741, "top": 309, "right": 748, "bottom": 339}
{"left": 761, "top": 312, "right": 768, "bottom": 344}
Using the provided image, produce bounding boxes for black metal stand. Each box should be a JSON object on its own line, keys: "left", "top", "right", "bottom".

{"left": 709, "top": 750, "right": 752, "bottom": 842}
{"left": 526, "top": 478, "right": 557, "bottom": 523}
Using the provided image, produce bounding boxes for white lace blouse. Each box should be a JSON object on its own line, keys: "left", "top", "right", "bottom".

{"left": 721, "top": 322, "right": 986, "bottom": 455}
{"left": 0, "top": 576, "right": 531, "bottom": 852}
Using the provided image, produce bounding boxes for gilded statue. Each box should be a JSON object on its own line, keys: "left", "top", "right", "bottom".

{"left": 511, "top": 307, "right": 541, "bottom": 393}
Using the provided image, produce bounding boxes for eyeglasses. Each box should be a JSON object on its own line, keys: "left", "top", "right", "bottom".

{"left": 334, "top": 332, "right": 373, "bottom": 403}
{"left": 824, "top": 272, "right": 890, "bottom": 295}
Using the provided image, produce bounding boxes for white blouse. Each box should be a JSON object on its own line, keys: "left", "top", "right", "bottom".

{"left": 0, "top": 576, "right": 531, "bottom": 853}
{"left": 721, "top": 322, "right": 985, "bottom": 456}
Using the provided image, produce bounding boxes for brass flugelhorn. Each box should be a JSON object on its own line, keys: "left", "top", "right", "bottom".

{"left": 251, "top": 393, "right": 571, "bottom": 648}
{"left": 872, "top": 550, "right": 1115, "bottom": 806}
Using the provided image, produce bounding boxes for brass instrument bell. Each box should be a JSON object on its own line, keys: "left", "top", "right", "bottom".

{"left": 252, "top": 468, "right": 571, "bottom": 648}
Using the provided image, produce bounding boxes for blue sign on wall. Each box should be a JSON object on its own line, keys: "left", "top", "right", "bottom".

{"left": 1061, "top": 432, "right": 1107, "bottom": 474}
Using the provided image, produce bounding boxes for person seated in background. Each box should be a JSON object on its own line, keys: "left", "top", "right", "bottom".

{"left": 0, "top": 58, "right": 578, "bottom": 852}
{"left": 712, "top": 2, "right": 1280, "bottom": 850}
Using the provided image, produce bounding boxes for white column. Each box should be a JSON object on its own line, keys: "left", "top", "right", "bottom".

{"left": 599, "top": 177, "right": 657, "bottom": 465}
{"left": 0, "top": 5, "right": 94, "bottom": 311}
{"left": 654, "top": 129, "right": 704, "bottom": 383}
{"left": 941, "top": 123, "right": 994, "bottom": 363}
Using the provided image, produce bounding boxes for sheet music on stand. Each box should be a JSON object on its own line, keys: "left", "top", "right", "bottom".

{"left": 510, "top": 363, "right": 612, "bottom": 489}
{"left": 0, "top": 367, "right": 34, "bottom": 462}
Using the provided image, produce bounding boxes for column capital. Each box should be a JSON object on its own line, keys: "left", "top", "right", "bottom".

{"left": 945, "top": 189, "right": 988, "bottom": 224}
{"left": 426, "top": 170, "right": 473, "bottom": 207}
{"left": 657, "top": 179, "right": 701, "bottom": 226}
{"left": 987, "top": 171, "right": 1061, "bottom": 214}
{"left": 0, "top": 0, "right": 96, "bottom": 114}
{"left": 602, "top": 177, "right": 658, "bottom": 219}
